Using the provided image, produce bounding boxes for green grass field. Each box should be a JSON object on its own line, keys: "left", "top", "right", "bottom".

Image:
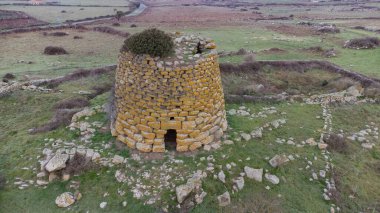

{"left": 0, "top": 29, "right": 124, "bottom": 77}
{"left": 1, "top": 2, "right": 380, "bottom": 212}
{"left": 1, "top": 5, "right": 130, "bottom": 23}
{"left": 1, "top": 76, "right": 379, "bottom": 212}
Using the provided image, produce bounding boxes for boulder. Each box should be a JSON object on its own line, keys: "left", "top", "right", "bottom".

{"left": 223, "top": 140, "right": 234, "bottom": 145}
{"left": 217, "top": 191, "right": 231, "bottom": 207}
{"left": 269, "top": 154, "right": 289, "bottom": 168}
{"left": 265, "top": 173, "right": 280, "bottom": 185}
{"left": 306, "top": 138, "right": 317, "bottom": 146}
{"left": 45, "top": 153, "right": 69, "bottom": 172}
{"left": 55, "top": 192, "right": 76, "bottom": 208}
{"left": 176, "top": 170, "right": 205, "bottom": 204}
{"left": 346, "top": 85, "right": 362, "bottom": 97}
{"left": 112, "top": 155, "right": 125, "bottom": 165}
{"left": 241, "top": 133, "right": 251, "bottom": 141}
{"left": 361, "top": 143, "right": 374, "bottom": 149}
{"left": 176, "top": 184, "right": 194, "bottom": 204}
{"left": 244, "top": 166, "right": 263, "bottom": 182}
{"left": 205, "top": 42, "right": 216, "bottom": 49}
{"left": 36, "top": 179, "right": 49, "bottom": 186}
{"left": 318, "top": 143, "right": 328, "bottom": 150}
{"left": 251, "top": 128, "right": 263, "bottom": 138}
{"left": 233, "top": 177, "right": 245, "bottom": 191}
{"left": 218, "top": 170, "right": 226, "bottom": 183}
{"left": 100, "top": 202, "right": 107, "bottom": 209}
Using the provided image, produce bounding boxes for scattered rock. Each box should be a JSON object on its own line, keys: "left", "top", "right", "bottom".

{"left": 55, "top": 192, "right": 76, "bottom": 208}
{"left": 233, "top": 177, "right": 245, "bottom": 191}
{"left": 241, "top": 133, "right": 251, "bottom": 141}
{"left": 217, "top": 191, "right": 231, "bottom": 207}
{"left": 265, "top": 173, "right": 280, "bottom": 185}
{"left": 223, "top": 140, "right": 234, "bottom": 145}
{"left": 244, "top": 166, "right": 263, "bottom": 182}
{"left": 36, "top": 179, "right": 48, "bottom": 186}
{"left": 112, "top": 155, "right": 125, "bottom": 165}
{"left": 176, "top": 183, "right": 194, "bottom": 204}
{"left": 361, "top": 143, "right": 374, "bottom": 149}
{"left": 45, "top": 153, "right": 69, "bottom": 172}
{"left": 318, "top": 143, "right": 328, "bottom": 150}
{"left": 306, "top": 138, "right": 317, "bottom": 146}
{"left": 62, "top": 173, "right": 70, "bottom": 181}
{"left": 218, "top": 170, "right": 226, "bottom": 183}
{"left": 269, "top": 154, "right": 289, "bottom": 168}
{"left": 176, "top": 170, "right": 206, "bottom": 204}
{"left": 100, "top": 202, "right": 107, "bottom": 209}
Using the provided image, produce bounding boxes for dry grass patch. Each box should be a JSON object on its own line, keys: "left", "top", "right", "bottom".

{"left": 324, "top": 133, "right": 349, "bottom": 154}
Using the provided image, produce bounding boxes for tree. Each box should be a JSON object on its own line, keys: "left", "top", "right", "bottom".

{"left": 115, "top": 11, "right": 124, "bottom": 21}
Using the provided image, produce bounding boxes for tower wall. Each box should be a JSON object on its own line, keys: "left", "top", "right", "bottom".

{"left": 112, "top": 51, "right": 227, "bottom": 152}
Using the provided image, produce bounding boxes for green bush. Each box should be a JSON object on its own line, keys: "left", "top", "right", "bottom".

{"left": 121, "top": 28, "right": 174, "bottom": 57}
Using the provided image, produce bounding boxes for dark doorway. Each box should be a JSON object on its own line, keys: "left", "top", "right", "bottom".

{"left": 164, "top": 129, "right": 177, "bottom": 151}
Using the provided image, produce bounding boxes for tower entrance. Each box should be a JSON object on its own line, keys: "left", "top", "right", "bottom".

{"left": 164, "top": 129, "right": 177, "bottom": 151}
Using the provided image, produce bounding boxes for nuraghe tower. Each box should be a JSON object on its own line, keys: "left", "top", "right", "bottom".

{"left": 112, "top": 34, "right": 227, "bottom": 152}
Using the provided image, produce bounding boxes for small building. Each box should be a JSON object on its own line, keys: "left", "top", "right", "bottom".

{"left": 112, "top": 33, "right": 227, "bottom": 152}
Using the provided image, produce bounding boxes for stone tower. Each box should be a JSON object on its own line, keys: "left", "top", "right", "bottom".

{"left": 112, "top": 34, "right": 227, "bottom": 152}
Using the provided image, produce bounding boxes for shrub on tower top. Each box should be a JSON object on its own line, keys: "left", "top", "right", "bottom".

{"left": 121, "top": 28, "right": 174, "bottom": 57}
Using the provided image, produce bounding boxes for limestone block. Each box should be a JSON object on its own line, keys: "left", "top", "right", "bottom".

{"left": 201, "top": 124, "right": 212, "bottom": 132}
{"left": 189, "top": 142, "right": 202, "bottom": 151}
{"left": 177, "top": 138, "right": 195, "bottom": 146}
{"left": 161, "top": 120, "right": 181, "bottom": 130}
{"left": 201, "top": 135, "right": 214, "bottom": 145}
{"left": 177, "top": 145, "right": 189, "bottom": 152}
{"left": 189, "top": 130, "right": 201, "bottom": 138}
{"left": 195, "top": 131, "right": 210, "bottom": 141}
{"left": 147, "top": 121, "right": 160, "bottom": 129}
{"left": 141, "top": 131, "right": 155, "bottom": 140}
{"left": 209, "top": 126, "right": 220, "bottom": 134}
{"left": 125, "top": 137, "right": 136, "bottom": 148}
{"left": 182, "top": 121, "right": 196, "bottom": 130}
{"left": 153, "top": 138, "right": 164, "bottom": 145}
{"left": 153, "top": 144, "right": 165, "bottom": 152}
{"left": 117, "top": 135, "right": 126, "bottom": 143}
{"left": 145, "top": 139, "right": 154, "bottom": 145}
{"left": 134, "top": 134, "right": 143, "bottom": 142}
{"left": 136, "top": 143, "right": 152, "bottom": 152}
{"left": 177, "top": 134, "right": 189, "bottom": 140}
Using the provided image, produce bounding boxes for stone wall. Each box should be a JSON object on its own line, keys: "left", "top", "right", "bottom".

{"left": 112, "top": 51, "right": 227, "bottom": 152}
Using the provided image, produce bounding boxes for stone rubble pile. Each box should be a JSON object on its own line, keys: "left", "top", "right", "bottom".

{"left": 175, "top": 170, "right": 207, "bottom": 207}
{"left": 346, "top": 123, "right": 379, "bottom": 149}
{"left": 305, "top": 85, "right": 374, "bottom": 105}
{"left": 228, "top": 106, "right": 278, "bottom": 119}
{"left": 21, "top": 84, "right": 52, "bottom": 92}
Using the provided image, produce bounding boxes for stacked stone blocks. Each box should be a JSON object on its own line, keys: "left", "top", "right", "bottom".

{"left": 113, "top": 46, "right": 227, "bottom": 152}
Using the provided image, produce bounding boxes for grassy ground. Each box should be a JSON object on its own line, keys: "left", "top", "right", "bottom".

{"left": 1, "top": 70, "right": 379, "bottom": 212}
{"left": 1, "top": 5, "right": 130, "bottom": 23}
{"left": 1, "top": 5, "right": 380, "bottom": 211}
{"left": 0, "top": 29, "right": 124, "bottom": 77}
{"left": 182, "top": 26, "right": 380, "bottom": 78}
{"left": 2, "top": 23, "right": 378, "bottom": 79}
